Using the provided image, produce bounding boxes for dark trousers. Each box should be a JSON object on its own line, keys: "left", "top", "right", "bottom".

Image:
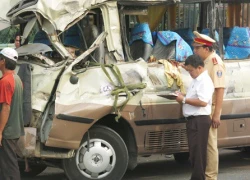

{"left": 186, "top": 115, "right": 211, "bottom": 180}
{"left": 0, "top": 138, "right": 21, "bottom": 180}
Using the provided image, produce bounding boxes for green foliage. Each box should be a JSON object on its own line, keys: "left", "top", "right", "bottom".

{"left": 0, "top": 26, "right": 19, "bottom": 43}
{"left": 0, "top": 23, "right": 39, "bottom": 44}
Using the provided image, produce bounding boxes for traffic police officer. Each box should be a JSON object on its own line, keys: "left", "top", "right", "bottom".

{"left": 192, "top": 31, "right": 226, "bottom": 180}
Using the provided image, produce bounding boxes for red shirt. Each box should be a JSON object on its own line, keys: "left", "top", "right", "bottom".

{"left": 0, "top": 72, "right": 15, "bottom": 105}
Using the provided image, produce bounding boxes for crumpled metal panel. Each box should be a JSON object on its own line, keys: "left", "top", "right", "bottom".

{"left": 56, "top": 60, "right": 148, "bottom": 110}
{"left": 16, "top": 43, "right": 52, "bottom": 56}
{"left": 8, "top": 0, "right": 108, "bottom": 32}
{"left": 0, "top": 0, "right": 19, "bottom": 31}
{"left": 101, "top": 2, "right": 124, "bottom": 60}
{"left": 46, "top": 60, "right": 148, "bottom": 149}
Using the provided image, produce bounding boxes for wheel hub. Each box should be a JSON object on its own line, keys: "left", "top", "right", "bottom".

{"left": 76, "top": 139, "right": 116, "bottom": 179}
{"left": 90, "top": 153, "right": 103, "bottom": 167}
{"left": 92, "top": 154, "right": 102, "bottom": 164}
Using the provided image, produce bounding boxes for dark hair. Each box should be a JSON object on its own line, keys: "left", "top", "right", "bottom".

{"left": 14, "top": 31, "right": 28, "bottom": 45}
{"left": 15, "top": 31, "right": 21, "bottom": 38}
{"left": 184, "top": 54, "right": 204, "bottom": 68}
{"left": 202, "top": 45, "right": 213, "bottom": 52}
{"left": 1, "top": 56, "right": 17, "bottom": 70}
{"left": 9, "top": 32, "right": 21, "bottom": 43}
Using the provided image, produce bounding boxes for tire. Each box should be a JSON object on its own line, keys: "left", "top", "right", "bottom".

{"left": 174, "top": 152, "right": 189, "bottom": 164}
{"left": 19, "top": 162, "right": 47, "bottom": 177}
{"left": 63, "top": 125, "right": 129, "bottom": 180}
{"left": 240, "top": 147, "right": 250, "bottom": 152}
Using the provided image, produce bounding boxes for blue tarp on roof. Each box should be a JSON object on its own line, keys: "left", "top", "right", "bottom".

{"left": 225, "top": 27, "right": 250, "bottom": 59}
{"left": 130, "top": 23, "right": 153, "bottom": 46}
{"left": 174, "top": 28, "right": 194, "bottom": 50}
{"left": 157, "top": 31, "right": 193, "bottom": 62}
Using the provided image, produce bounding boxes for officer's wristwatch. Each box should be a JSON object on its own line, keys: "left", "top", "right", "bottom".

{"left": 182, "top": 97, "right": 186, "bottom": 104}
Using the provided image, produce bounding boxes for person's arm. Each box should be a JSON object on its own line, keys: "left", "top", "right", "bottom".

{"left": 0, "top": 103, "right": 10, "bottom": 146}
{"left": 178, "top": 63, "right": 187, "bottom": 71}
{"left": 185, "top": 98, "right": 207, "bottom": 107}
{"left": 210, "top": 60, "right": 225, "bottom": 128}
{"left": 175, "top": 91, "right": 186, "bottom": 96}
{"left": 212, "top": 88, "right": 224, "bottom": 128}
{"left": 176, "top": 94, "right": 207, "bottom": 107}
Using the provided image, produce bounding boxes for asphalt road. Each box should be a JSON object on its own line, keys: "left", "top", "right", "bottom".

{"left": 22, "top": 149, "right": 250, "bottom": 180}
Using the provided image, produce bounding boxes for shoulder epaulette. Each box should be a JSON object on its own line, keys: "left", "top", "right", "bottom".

{"left": 212, "top": 58, "right": 218, "bottom": 65}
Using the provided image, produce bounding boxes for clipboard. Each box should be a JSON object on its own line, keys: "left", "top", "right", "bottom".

{"left": 157, "top": 93, "right": 178, "bottom": 100}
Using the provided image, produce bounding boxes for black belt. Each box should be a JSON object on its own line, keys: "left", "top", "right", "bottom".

{"left": 185, "top": 115, "right": 209, "bottom": 121}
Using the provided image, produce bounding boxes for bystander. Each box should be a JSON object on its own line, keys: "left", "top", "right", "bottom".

{"left": 0, "top": 47, "right": 24, "bottom": 180}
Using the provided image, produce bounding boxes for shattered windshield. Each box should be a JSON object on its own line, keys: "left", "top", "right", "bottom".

{"left": 4, "top": 10, "right": 107, "bottom": 69}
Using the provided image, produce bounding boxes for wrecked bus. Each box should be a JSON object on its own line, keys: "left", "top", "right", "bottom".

{"left": 0, "top": 0, "right": 250, "bottom": 179}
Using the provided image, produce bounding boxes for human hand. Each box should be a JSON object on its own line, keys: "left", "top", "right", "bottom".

{"left": 212, "top": 114, "right": 221, "bottom": 128}
{"left": 178, "top": 63, "right": 186, "bottom": 70}
{"left": 176, "top": 94, "right": 184, "bottom": 103}
{"left": 148, "top": 55, "right": 157, "bottom": 63}
{"left": 175, "top": 90, "right": 184, "bottom": 96}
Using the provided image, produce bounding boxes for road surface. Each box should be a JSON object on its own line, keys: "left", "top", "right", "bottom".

{"left": 22, "top": 149, "right": 250, "bottom": 180}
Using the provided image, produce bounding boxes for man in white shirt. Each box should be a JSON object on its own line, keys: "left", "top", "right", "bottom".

{"left": 176, "top": 54, "right": 214, "bottom": 180}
